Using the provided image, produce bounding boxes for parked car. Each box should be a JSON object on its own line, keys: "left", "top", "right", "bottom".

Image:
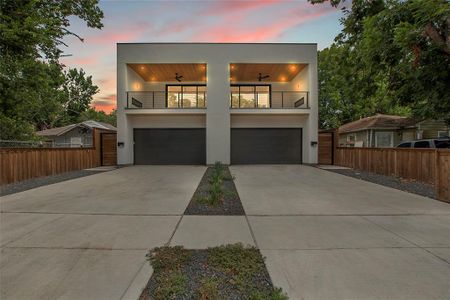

{"left": 396, "top": 139, "right": 450, "bottom": 148}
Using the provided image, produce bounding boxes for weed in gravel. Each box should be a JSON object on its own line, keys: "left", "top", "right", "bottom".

{"left": 142, "top": 244, "right": 288, "bottom": 300}
{"left": 153, "top": 270, "right": 187, "bottom": 299}
{"left": 146, "top": 246, "right": 191, "bottom": 272}
{"left": 223, "top": 190, "right": 237, "bottom": 198}
{"left": 198, "top": 277, "right": 221, "bottom": 300}
{"left": 207, "top": 243, "right": 266, "bottom": 292}
{"left": 249, "top": 288, "right": 289, "bottom": 300}
{"left": 209, "top": 180, "right": 222, "bottom": 205}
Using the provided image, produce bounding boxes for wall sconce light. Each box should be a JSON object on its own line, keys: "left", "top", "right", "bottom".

{"left": 134, "top": 83, "right": 141, "bottom": 89}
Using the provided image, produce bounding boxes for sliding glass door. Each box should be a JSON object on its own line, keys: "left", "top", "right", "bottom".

{"left": 230, "top": 84, "right": 271, "bottom": 108}
{"left": 166, "top": 85, "right": 207, "bottom": 108}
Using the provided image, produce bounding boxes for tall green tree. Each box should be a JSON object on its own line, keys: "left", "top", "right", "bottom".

{"left": 61, "top": 68, "right": 100, "bottom": 125}
{"left": 310, "top": 0, "right": 450, "bottom": 128}
{"left": 0, "top": 0, "right": 103, "bottom": 139}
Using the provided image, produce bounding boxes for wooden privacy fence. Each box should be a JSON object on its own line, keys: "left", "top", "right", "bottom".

{"left": 0, "top": 128, "right": 117, "bottom": 185}
{"left": 0, "top": 147, "right": 100, "bottom": 185}
{"left": 335, "top": 147, "right": 450, "bottom": 202}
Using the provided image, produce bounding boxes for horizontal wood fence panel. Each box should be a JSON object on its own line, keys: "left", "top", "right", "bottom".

{"left": 335, "top": 147, "right": 450, "bottom": 203}
{"left": 0, "top": 147, "right": 100, "bottom": 185}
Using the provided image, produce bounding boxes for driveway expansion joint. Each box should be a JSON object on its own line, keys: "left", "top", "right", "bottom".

{"left": 0, "top": 214, "right": 65, "bottom": 249}
{"left": 361, "top": 216, "right": 450, "bottom": 265}
{"left": 0, "top": 211, "right": 182, "bottom": 217}
{"left": 166, "top": 215, "right": 184, "bottom": 246}
{"left": 3, "top": 246, "right": 151, "bottom": 251}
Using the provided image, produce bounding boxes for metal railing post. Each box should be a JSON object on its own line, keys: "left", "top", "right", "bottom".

{"left": 307, "top": 91, "right": 309, "bottom": 108}
{"left": 152, "top": 91, "right": 155, "bottom": 108}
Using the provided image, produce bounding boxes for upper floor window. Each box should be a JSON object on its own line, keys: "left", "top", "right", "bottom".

{"left": 166, "top": 85, "right": 207, "bottom": 108}
{"left": 230, "top": 84, "right": 270, "bottom": 108}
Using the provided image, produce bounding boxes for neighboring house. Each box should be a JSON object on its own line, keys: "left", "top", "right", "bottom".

{"left": 36, "top": 120, "right": 117, "bottom": 147}
{"left": 415, "top": 119, "right": 450, "bottom": 140}
{"left": 338, "top": 114, "right": 449, "bottom": 148}
{"left": 117, "top": 43, "right": 318, "bottom": 165}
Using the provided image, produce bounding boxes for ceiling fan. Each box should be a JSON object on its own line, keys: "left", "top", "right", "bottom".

{"left": 175, "top": 73, "right": 183, "bottom": 82}
{"left": 258, "top": 73, "right": 270, "bottom": 82}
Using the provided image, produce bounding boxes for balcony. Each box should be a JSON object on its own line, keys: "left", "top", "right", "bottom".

{"left": 127, "top": 86, "right": 207, "bottom": 109}
{"left": 230, "top": 88, "right": 309, "bottom": 109}
{"left": 127, "top": 89, "right": 308, "bottom": 110}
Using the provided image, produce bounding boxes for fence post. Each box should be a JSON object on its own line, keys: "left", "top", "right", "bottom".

{"left": 435, "top": 149, "right": 440, "bottom": 200}
{"left": 394, "top": 149, "right": 397, "bottom": 177}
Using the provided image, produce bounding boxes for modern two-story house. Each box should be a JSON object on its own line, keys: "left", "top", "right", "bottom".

{"left": 117, "top": 43, "right": 318, "bottom": 165}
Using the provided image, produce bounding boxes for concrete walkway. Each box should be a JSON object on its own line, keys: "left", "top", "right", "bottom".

{"left": 1, "top": 164, "right": 450, "bottom": 299}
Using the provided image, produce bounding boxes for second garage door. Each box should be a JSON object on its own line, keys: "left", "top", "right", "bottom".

{"left": 134, "top": 129, "right": 206, "bottom": 165}
{"left": 231, "top": 128, "right": 302, "bottom": 164}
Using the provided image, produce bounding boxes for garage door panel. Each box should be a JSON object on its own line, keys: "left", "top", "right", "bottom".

{"left": 134, "top": 129, "right": 205, "bottom": 165}
{"left": 231, "top": 128, "right": 302, "bottom": 164}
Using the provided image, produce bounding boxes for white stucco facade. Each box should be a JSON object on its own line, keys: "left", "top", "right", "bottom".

{"left": 117, "top": 43, "right": 318, "bottom": 165}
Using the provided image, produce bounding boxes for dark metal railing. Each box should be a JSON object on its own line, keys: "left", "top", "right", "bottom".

{"left": 126, "top": 90, "right": 309, "bottom": 109}
{"left": 230, "top": 91, "right": 309, "bottom": 109}
{"left": 126, "top": 91, "right": 207, "bottom": 109}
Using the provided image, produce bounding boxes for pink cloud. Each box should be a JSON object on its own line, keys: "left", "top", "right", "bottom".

{"left": 155, "top": 20, "right": 196, "bottom": 36}
{"left": 92, "top": 94, "right": 116, "bottom": 113}
{"left": 192, "top": 4, "right": 336, "bottom": 42}
{"left": 202, "top": 0, "right": 281, "bottom": 16}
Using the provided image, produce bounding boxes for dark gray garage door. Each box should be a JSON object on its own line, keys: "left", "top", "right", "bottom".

{"left": 134, "top": 129, "right": 206, "bottom": 165}
{"left": 231, "top": 128, "right": 302, "bottom": 164}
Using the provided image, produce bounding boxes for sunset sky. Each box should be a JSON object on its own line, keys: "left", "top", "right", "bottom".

{"left": 60, "top": 0, "right": 345, "bottom": 113}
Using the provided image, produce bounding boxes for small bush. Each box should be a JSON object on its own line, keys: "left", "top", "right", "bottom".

{"left": 209, "top": 180, "right": 222, "bottom": 204}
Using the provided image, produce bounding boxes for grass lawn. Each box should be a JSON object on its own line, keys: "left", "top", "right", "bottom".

{"left": 140, "top": 243, "right": 288, "bottom": 300}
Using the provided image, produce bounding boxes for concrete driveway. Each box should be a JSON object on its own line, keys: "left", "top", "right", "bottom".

{"left": 2, "top": 164, "right": 450, "bottom": 300}
{"left": 231, "top": 165, "right": 450, "bottom": 300}
{"left": 0, "top": 166, "right": 205, "bottom": 300}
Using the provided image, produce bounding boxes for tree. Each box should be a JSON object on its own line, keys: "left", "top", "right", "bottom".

{"left": 0, "top": 0, "right": 103, "bottom": 139}
{"left": 78, "top": 108, "right": 117, "bottom": 127}
{"left": 62, "top": 68, "right": 100, "bottom": 124}
{"left": 310, "top": 0, "right": 450, "bottom": 128}
{"left": 1, "top": 0, "right": 103, "bottom": 60}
